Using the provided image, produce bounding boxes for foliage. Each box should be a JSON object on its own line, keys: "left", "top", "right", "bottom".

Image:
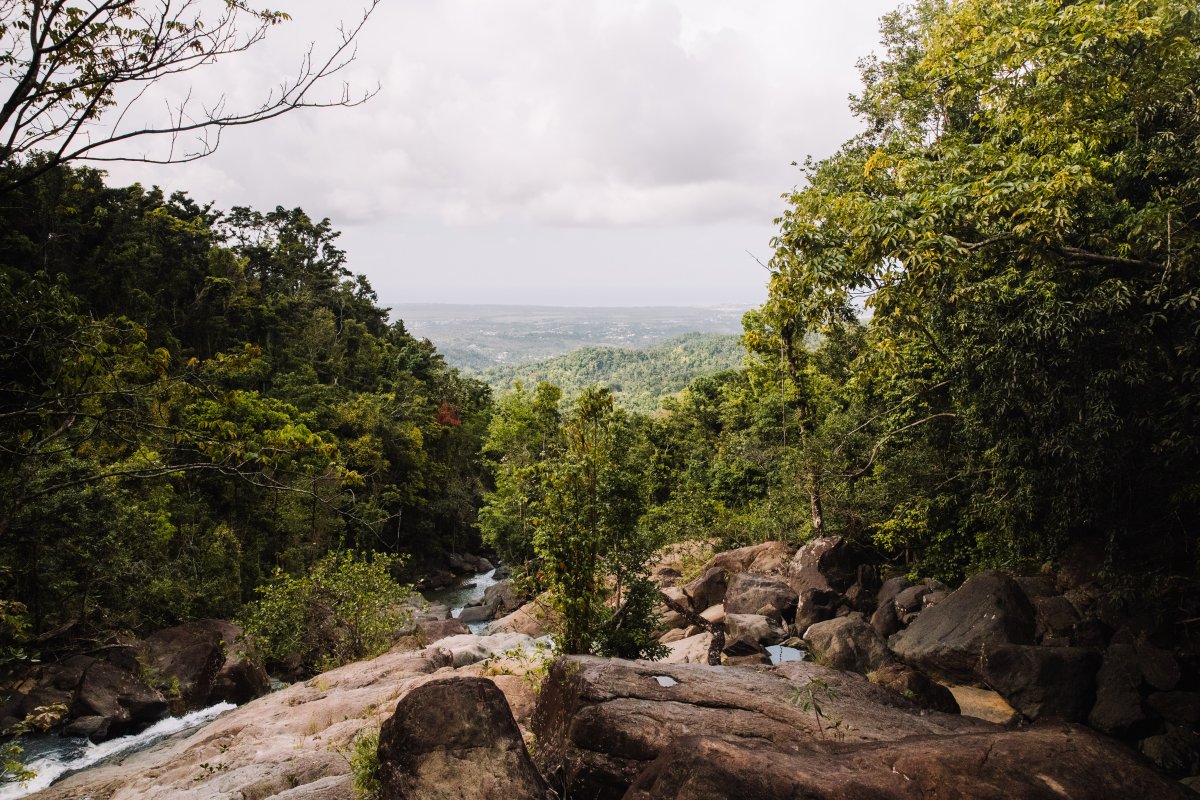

{"left": 240, "top": 550, "right": 413, "bottom": 677}
{"left": 482, "top": 333, "right": 746, "bottom": 414}
{"left": 756, "top": 0, "right": 1200, "bottom": 579}
{"left": 789, "top": 678, "right": 846, "bottom": 741}
{"left": 0, "top": 1, "right": 379, "bottom": 190}
{"left": 347, "top": 728, "right": 382, "bottom": 800}
{"left": 1, "top": 704, "right": 67, "bottom": 787}
{"left": 0, "top": 164, "right": 490, "bottom": 638}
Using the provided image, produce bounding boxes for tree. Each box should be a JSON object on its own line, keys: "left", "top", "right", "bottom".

{"left": 533, "top": 387, "right": 662, "bottom": 658}
{"left": 0, "top": 0, "right": 380, "bottom": 191}
{"left": 765, "top": 0, "right": 1200, "bottom": 574}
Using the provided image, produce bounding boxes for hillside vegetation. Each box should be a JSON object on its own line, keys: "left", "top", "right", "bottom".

{"left": 479, "top": 333, "right": 746, "bottom": 413}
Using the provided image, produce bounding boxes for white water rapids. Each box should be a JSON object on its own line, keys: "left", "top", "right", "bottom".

{"left": 1, "top": 702, "right": 234, "bottom": 799}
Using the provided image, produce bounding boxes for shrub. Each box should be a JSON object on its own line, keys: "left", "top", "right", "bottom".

{"left": 240, "top": 550, "right": 413, "bottom": 677}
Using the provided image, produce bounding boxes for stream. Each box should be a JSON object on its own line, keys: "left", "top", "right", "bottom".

{"left": 1, "top": 702, "right": 235, "bottom": 799}
{"left": 420, "top": 567, "right": 500, "bottom": 633}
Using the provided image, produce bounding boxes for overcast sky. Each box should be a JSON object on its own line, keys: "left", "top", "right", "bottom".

{"left": 103, "top": 1, "right": 899, "bottom": 309}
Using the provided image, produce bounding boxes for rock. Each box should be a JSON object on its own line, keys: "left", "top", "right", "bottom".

{"left": 891, "top": 570, "right": 1037, "bottom": 684}
{"left": 1014, "top": 575, "right": 1058, "bottom": 599}
{"left": 876, "top": 575, "right": 912, "bottom": 608}
{"left": 657, "top": 628, "right": 690, "bottom": 645}
{"left": 983, "top": 644, "right": 1101, "bottom": 722}
{"left": 488, "top": 598, "right": 557, "bottom": 638}
{"left": 681, "top": 566, "right": 728, "bottom": 612}
{"left": 870, "top": 600, "right": 902, "bottom": 639}
{"left": 949, "top": 685, "right": 1020, "bottom": 725}
{"left": 699, "top": 541, "right": 793, "bottom": 577}
{"left": 893, "top": 584, "right": 932, "bottom": 613}
{"left": 622, "top": 725, "right": 1193, "bottom": 800}
{"left": 416, "top": 618, "right": 471, "bottom": 643}
{"left": 29, "top": 648, "right": 454, "bottom": 800}
{"left": 722, "top": 573, "right": 797, "bottom": 621}
{"left": 787, "top": 536, "right": 860, "bottom": 594}
{"left": 484, "top": 579, "right": 520, "bottom": 617}
{"left": 531, "top": 655, "right": 992, "bottom": 800}
{"left": 794, "top": 587, "right": 841, "bottom": 632}
{"left": 432, "top": 633, "right": 538, "bottom": 669}
{"left": 868, "top": 662, "right": 959, "bottom": 714}
{"left": 377, "top": 676, "right": 552, "bottom": 800}
{"left": 492, "top": 564, "right": 512, "bottom": 580}
{"left": 661, "top": 633, "right": 713, "bottom": 664}
{"left": 61, "top": 715, "right": 109, "bottom": 741}
{"left": 844, "top": 582, "right": 877, "bottom": 614}
{"left": 411, "top": 601, "right": 452, "bottom": 624}
{"left": 203, "top": 621, "right": 270, "bottom": 707}
{"left": 803, "top": 614, "right": 892, "bottom": 675}
{"left": 1140, "top": 727, "right": 1200, "bottom": 779}
{"left": 1148, "top": 691, "right": 1200, "bottom": 725}
{"left": 72, "top": 661, "right": 168, "bottom": 737}
{"left": 921, "top": 590, "right": 948, "bottom": 608}
{"left": 1089, "top": 643, "right": 1148, "bottom": 734}
{"left": 458, "top": 603, "right": 497, "bottom": 624}
{"left": 476, "top": 557, "right": 495, "bottom": 572}
{"left": 1033, "top": 595, "right": 1081, "bottom": 641}
{"left": 657, "top": 586, "right": 689, "bottom": 629}
{"left": 723, "top": 614, "right": 787, "bottom": 649}
{"left": 698, "top": 604, "right": 725, "bottom": 624}
{"left": 1137, "top": 639, "right": 1181, "bottom": 691}
{"left": 417, "top": 569, "right": 454, "bottom": 591}
{"left": 143, "top": 620, "right": 228, "bottom": 711}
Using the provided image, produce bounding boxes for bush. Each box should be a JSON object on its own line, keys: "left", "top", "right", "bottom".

{"left": 240, "top": 550, "right": 413, "bottom": 677}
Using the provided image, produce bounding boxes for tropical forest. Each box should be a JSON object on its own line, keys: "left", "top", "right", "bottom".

{"left": 1, "top": 1, "right": 1199, "bottom": 798}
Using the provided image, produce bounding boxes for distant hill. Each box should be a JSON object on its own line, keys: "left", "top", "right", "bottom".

{"left": 480, "top": 332, "right": 746, "bottom": 414}
{"left": 390, "top": 303, "right": 746, "bottom": 371}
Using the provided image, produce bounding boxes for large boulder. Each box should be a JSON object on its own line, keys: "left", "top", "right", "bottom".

{"left": 623, "top": 726, "right": 1192, "bottom": 800}
{"left": 890, "top": 570, "right": 1037, "bottom": 684}
{"left": 1089, "top": 643, "right": 1149, "bottom": 734}
{"left": 202, "top": 620, "right": 270, "bottom": 707}
{"left": 484, "top": 579, "right": 521, "bottom": 617}
{"left": 698, "top": 541, "right": 794, "bottom": 577}
{"left": 681, "top": 567, "right": 728, "bottom": 612}
{"left": 488, "top": 598, "right": 557, "bottom": 638}
{"left": 531, "top": 656, "right": 992, "bottom": 800}
{"left": 377, "top": 676, "right": 552, "bottom": 800}
{"left": 432, "top": 632, "right": 538, "bottom": 669}
{"left": 723, "top": 614, "right": 787, "bottom": 650}
{"left": 416, "top": 617, "right": 471, "bottom": 643}
{"left": 794, "top": 587, "right": 841, "bottom": 632}
{"left": 803, "top": 614, "right": 892, "bottom": 675}
{"left": 142, "top": 620, "right": 228, "bottom": 711}
{"left": 868, "top": 662, "right": 959, "bottom": 714}
{"left": 786, "top": 536, "right": 861, "bottom": 595}
{"left": 72, "top": 661, "right": 168, "bottom": 738}
{"left": 722, "top": 573, "right": 797, "bottom": 622}
{"left": 983, "top": 644, "right": 1101, "bottom": 722}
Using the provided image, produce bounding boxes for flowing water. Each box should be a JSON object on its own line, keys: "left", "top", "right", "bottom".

{"left": 420, "top": 567, "right": 501, "bottom": 633}
{"left": 1, "top": 702, "right": 235, "bottom": 799}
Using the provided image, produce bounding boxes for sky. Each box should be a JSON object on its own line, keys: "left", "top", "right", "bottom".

{"left": 102, "top": 1, "right": 900, "bottom": 309}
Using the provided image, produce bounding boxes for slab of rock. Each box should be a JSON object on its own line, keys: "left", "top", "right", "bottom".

{"left": 890, "top": 570, "right": 1036, "bottom": 685}
{"left": 142, "top": 621, "right": 228, "bottom": 712}
{"left": 983, "top": 644, "right": 1101, "bottom": 722}
{"left": 484, "top": 579, "right": 520, "bottom": 617}
{"left": 722, "top": 573, "right": 797, "bottom": 621}
{"left": 795, "top": 587, "right": 841, "bottom": 632}
{"left": 661, "top": 633, "right": 713, "bottom": 664}
{"left": 787, "top": 536, "right": 860, "bottom": 594}
{"left": 432, "top": 632, "right": 538, "bottom": 669}
{"left": 197, "top": 620, "right": 269, "bottom": 707}
{"left": 949, "top": 685, "right": 1020, "bottom": 725}
{"left": 531, "top": 656, "right": 992, "bottom": 800}
{"left": 623, "top": 725, "right": 1192, "bottom": 800}
{"left": 30, "top": 648, "right": 453, "bottom": 800}
{"left": 377, "top": 676, "right": 552, "bottom": 800}
{"left": 458, "top": 603, "right": 498, "bottom": 624}
{"left": 417, "top": 617, "right": 471, "bottom": 643}
{"left": 803, "top": 614, "right": 892, "bottom": 675}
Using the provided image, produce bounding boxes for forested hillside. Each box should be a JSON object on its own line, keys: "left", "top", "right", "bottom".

{"left": 479, "top": 333, "right": 745, "bottom": 413}
{"left": 0, "top": 164, "right": 490, "bottom": 636}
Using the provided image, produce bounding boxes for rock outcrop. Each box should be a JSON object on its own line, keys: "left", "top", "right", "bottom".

{"left": 377, "top": 677, "right": 552, "bottom": 800}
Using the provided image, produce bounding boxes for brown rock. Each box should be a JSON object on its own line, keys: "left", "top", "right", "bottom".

{"left": 787, "top": 536, "right": 861, "bottom": 594}
{"left": 378, "top": 676, "right": 552, "bottom": 800}
{"left": 531, "top": 656, "right": 992, "bottom": 800}
{"left": 722, "top": 573, "right": 797, "bottom": 621}
{"left": 876, "top": 575, "right": 912, "bottom": 608}
{"left": 794, "top": 587, "right": 841, "bottom": 632}
{"left": 699, "top": 541, "right": 794, "bottom": 577}
{"left": 73, "top": 661, "right": 168, "bottom": 737}
{"left": 681, "top": 567, "right": 728, "bottom": 612}
{"left": 983, "top": 644, "right": 1101, "bottom": 722}
{"left": 143, "top": 620, "right": 228, "bottom": 710}
{"left": 870, "top": 600, "right": 902, "bottom": 639}
{"left": 1033, "top": 595, "right": 1081, "bottom": 641}
{"left": 203, "top": 620, "right": 270, "bottom": 707}
{"left": 623, "top": 725, "right": 1192, "bottom": 800}
{"left": 869, "top": 662, "right": 959, "bottom": 714}
{"left": 803, "top": 614, "right": 892, "bottom": 675}
{"left": 891, "top": 571, "right": 1037, "bottom": 685}
{"left": 416, "top": 617, "right": 471, "bottom": 643}
{"left": 1089, "top": 643, "right": 1148, "bottom": 734}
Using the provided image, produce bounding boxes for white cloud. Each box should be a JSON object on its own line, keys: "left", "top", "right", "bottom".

{"left": 101, "top": 0, "right": 900, "bottom": 304}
